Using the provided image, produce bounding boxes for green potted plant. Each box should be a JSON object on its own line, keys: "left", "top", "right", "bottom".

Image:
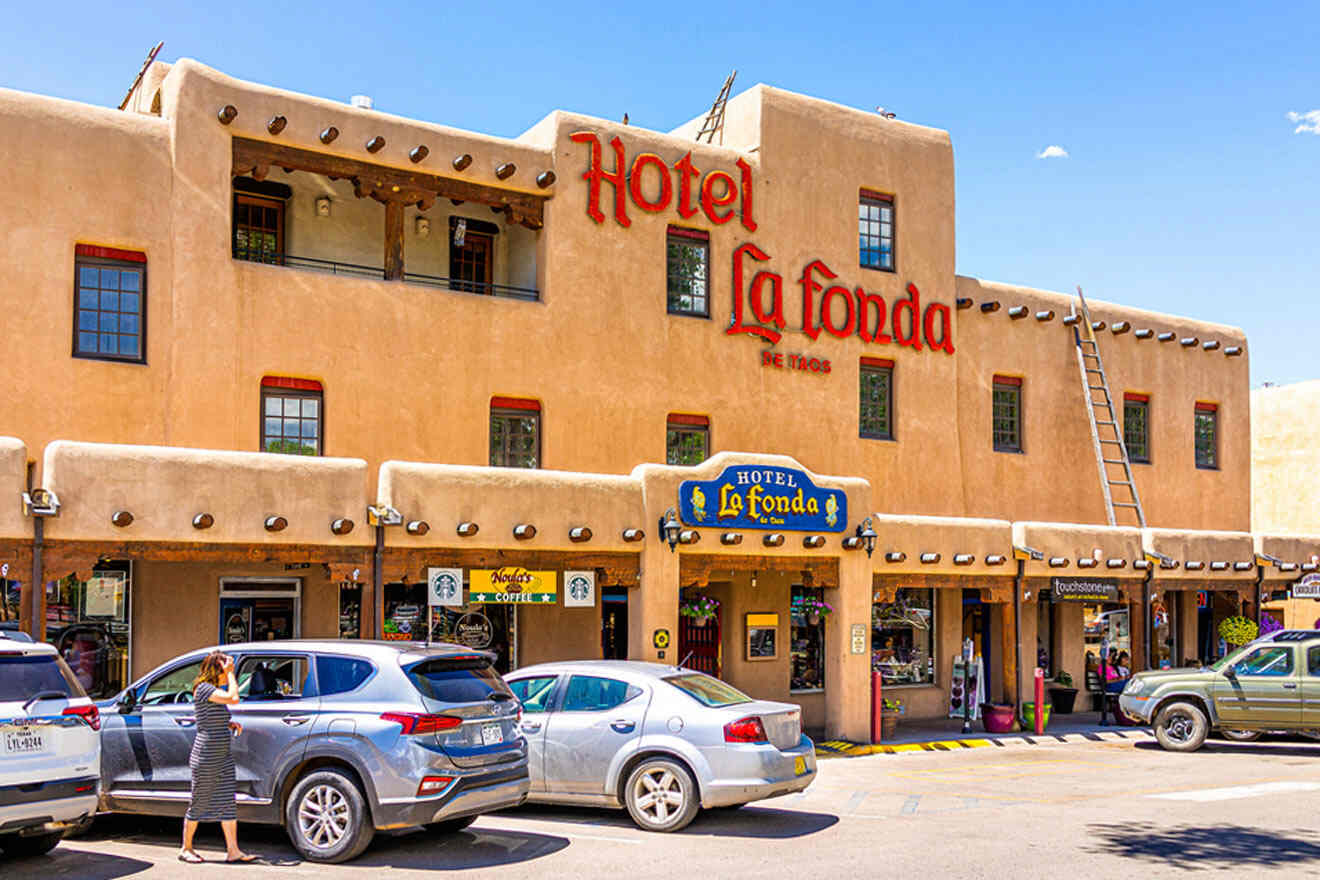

{"left": 1048, "top": 670, "right": 1078, "bottom": 714}
{"left": 798, "top": 595, "right": 833, "bottom": 626}
{"left": 881, "top": 697, "right": 903, "bottom": 739}
{"left": 679, "top": 594, "right": 720, "bottom": 627}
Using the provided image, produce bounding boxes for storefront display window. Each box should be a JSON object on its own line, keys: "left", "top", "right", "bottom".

{"left": 872, "top": 588, "right": 935, "bottom": 686}
{"left": 1151, "top": 594, "right": 1178, "bottom": 669}
{"left": 790, "top": 585, "right": 826, "bottom": 692}
{"left": 1083, "top": 603, "right": 1130, "bottom": 679}
{"left": 338, "top": 584, "right": 361, "bottom": 639}
{"left": 2, "top": 577, "right": 19, "bottom": 625}
{"left": 46, "top": 562, "right": 131, "bottom": 699}
{"left": 383, "top": 581, "right": 519, "bottom": 674}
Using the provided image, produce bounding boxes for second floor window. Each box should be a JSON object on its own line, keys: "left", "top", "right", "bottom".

{"left": 993, "top": 375, "right": 1023, "bottom": 453}
{"left": 450, "top": 217, "right": 498, "bottom": 294}
{"left": 261, "top": 377, "right": 323, "bottom": 455}
{"left": 74, "top": 245, "right": 146, "bottom": 363}
{"left": 666, "top": 227, "right": 709, "bottom": 317}
{"left": 1124, "top": 394, "right": 1150, "bottom": 463}
{"left": 859, "top": 189, "right": 895, "bottom": 271}
{"left": 1195, "top": 402, "right": 1218, "bottom": 470}
{"left": 491, "top": 398, "right": 540, "bottom": 468}
{"left": 232, "top": 178, "right": 290, "bottom": 263}
{"left": 666, "top": 414, "right": 709, "bottom": 465}
{"left": 859, "top": 358, "right": 894, "bottom": 440}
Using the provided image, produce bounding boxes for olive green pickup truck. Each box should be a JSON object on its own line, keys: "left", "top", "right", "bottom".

{"left": 1119, "top": 630, "right": 1320, "bottom": 752}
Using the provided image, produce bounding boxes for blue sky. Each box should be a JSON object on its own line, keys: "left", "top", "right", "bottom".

{"left": 2, "top": 1, "right": 1315, "bottom": 386}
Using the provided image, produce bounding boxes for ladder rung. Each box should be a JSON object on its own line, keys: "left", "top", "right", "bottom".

{"left": 1096, "top": 420, "right": 1117, "bottom": 426}
{"left": 1088, "top": 385, "right": 1108, "bottom": 391}
{"left": 1085, "top": 368, "right": 1103, "bottom": 374}
{"left": 1102, "top": 458, "right": 1127, "bottom": 464}
{"left": 1107, "top": 480, "right": 1135, "bottom": 486}
{"left": 1099, "top": 438, "right": 1123, "bottom": 444}
{"left": 1113, "top": 502, "right": 1140, "bottom": 508}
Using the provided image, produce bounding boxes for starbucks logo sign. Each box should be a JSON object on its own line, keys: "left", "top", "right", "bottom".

{"left": 427, "top": 568, "right": 464, "bottom": 607}
{"left": 569, "top": 576, "right": 591, "bottom": 603}
{"left": 564, "top": 570, "right": 595, "bottom": 607}
{"left": 433, "top": 573, "right": 458, "bottom": 603}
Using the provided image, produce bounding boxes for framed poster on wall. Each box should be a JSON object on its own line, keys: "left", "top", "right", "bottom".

{"left": 746, "top": 613, "right": 779, "bottom": 661}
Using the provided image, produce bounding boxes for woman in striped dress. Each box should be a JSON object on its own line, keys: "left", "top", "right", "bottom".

{"left": 180, "top": 651, "right": 255, "bottom": 864}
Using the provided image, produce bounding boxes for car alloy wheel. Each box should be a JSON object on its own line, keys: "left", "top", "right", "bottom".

{"left": 623, "top": 758, "right": 699, "bottom": 832}
{"left": 634, "top": 768, "right": 684, "bottom": 825}
{"left": 1153, "top": 700, "right": 1208, "bottom": 752}
{"left": 298, "top": 784, "right": 351, "bottom": 849}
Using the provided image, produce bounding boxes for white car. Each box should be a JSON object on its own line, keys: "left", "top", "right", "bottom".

{"left": 0, "top": 631, "right": 101, "bottom": 858}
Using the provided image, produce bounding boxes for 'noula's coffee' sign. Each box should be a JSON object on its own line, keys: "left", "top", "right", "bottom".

{"left": 679, "top": 465, "right": 846, "bottom": 532}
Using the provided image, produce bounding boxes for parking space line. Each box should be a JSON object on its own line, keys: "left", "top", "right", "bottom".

{"left": 1147, "top": 781, "right": 1320, "bottom": 802}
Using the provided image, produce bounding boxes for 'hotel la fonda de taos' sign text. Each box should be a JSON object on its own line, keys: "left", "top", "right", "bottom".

{"left": 571, "top": 132, "right": 957, "bottom": 374}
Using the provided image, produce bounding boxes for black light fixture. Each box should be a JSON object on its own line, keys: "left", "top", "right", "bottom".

{"left": 855, "top": 517, "right": 877, "bottom": 558}
{"left": 660, "top": 508, "right": 682, "bottom": 552}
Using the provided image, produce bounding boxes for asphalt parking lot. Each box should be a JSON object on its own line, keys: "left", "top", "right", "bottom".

{"left": 11, "top": 736, "right": 1320, "bottom": 879}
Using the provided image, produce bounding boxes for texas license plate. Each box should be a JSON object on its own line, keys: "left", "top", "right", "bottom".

{"left": 481, "top": 723, "right": 503, "bottom": 746}
{"left": 793, "top": 756, "right": 807, "bottom": 776}
{"left": 4, "top": 727, "right": 47, "bottom": 755}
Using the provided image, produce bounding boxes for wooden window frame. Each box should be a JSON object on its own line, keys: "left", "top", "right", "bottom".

{"left": 260, "top": 377, "right": 324, "bottom": 456}
{"left": 993, "top": 375, "right": 1023, "bottom": 453}
{"left": 72, "top": 245, "right": 148, "bottom": 365}
{"left": 1123, "top": 393, "right": 1151, "bottom": 464}
{"left": 666, "top": 226, "right": 710, "bottom": 318}
{"left": 859, "top": 189, "right": 896, "bottom": 273}
{"left": 666, "top": 413, "right": 710, "bottom": 465}
{"left": 490, "top": 398, "right": 541, "bottom": 469}
{"left": 859, "top": 357, "right": 895, "bottom": 440}
{"left": 449, "top": 217, "right": 497, "bottom": 294}
{"left": 790, "top": 584, "right": 826, "bottom": 693}
{"left": 1194, "top": 402, "right": 1219, "bottom": 471}
{"left": 232, "top": 191, "right": 286, "bottom": 264}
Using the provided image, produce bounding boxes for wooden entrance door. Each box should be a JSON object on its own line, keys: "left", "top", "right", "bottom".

{"left": 678, "top": 610, "right": 722, "bottom": 677}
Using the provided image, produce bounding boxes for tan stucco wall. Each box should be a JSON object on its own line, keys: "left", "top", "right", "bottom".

{"left": 517, "top": 600, "right": 603, "bottom": 668}
{"left": 0, "top": 438, "right": 27, "bottom": 539}
{"left": 1253, "top": 381, "right": 1320, "bottom": 535}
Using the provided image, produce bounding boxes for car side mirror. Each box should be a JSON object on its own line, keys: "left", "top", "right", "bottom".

{"left": 118, "top": 690, "right": 137, "bottom": 714}
{"left": 1222, "top": 666, "right": 1237, "bottom": 680}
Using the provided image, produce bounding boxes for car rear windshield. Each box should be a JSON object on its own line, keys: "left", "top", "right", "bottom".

{"left": 0, "top": 653, "right": 86, "bottom": 702}
{"left": 664, "top": 673, "right": 752, "bottom": 708}
{"left": 404, "top": 656, "right": 510, "bottom": 704}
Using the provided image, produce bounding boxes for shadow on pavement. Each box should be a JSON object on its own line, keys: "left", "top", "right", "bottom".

{"left": 1134, "top": 740, "right": 1320, "bottom": 759}
{"left": 504, "top": 803, "right": 838, "bottom": 839}
{"left": 3, "top": 847, "right": 153, "bottom": 880}
{"left": 1087, "top": 823, "right": 1320, "bottom": 870}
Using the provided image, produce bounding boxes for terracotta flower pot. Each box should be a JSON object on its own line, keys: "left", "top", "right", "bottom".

{"left": 880, "top": 712, "right": 900, "bottom": 739}
{"left": 807, "top": 612, "right": 822, "bottom": 626}
{"left": 981, "top": 703, "right": 1016, "bottom": 733}
{"left": 691, "top": 614, "right": 711, "bottom": 627}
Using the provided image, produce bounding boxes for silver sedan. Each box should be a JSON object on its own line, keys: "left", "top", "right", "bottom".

{"left": 505, "top": 661, "right": 816, "bottom": 832}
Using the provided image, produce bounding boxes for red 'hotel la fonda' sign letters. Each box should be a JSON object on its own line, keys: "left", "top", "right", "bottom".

{"left": 572, "top": 132, "right": 955, "bottom": 357}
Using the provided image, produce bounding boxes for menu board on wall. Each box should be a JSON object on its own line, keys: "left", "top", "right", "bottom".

{"left": 746, "top": 613, "right": 779, "bottom": 661}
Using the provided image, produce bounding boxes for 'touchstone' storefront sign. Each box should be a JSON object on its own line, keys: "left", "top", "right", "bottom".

{"left": 1051, "top": 577, "right": 1120, "bottom": 602}
{"left": 469, "top": 567, "right": 557, "bottom": 604}
{"left": 679, "top": 465, "right": 846, "bottom": 532}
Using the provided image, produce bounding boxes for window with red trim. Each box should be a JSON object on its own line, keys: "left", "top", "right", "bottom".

{"left": 1123, "top": 394, "right": 1151, "bottom": 464}
{"left": 992, "top": 376, "right": 1023, "bottom": 453}
{"left": 1194, "top": 402, "right": 1218, "bottom": 469}
{"left": 666, "top": 414, "right": 709, "bottom": 465}
{"left": 666, "top": 226, "right": 709, "bottom": 317}
{"left": 491, "top": 399, "right": 540, "bottom": 468}
{"left": 860, "top": 359, "right": 894, "bottom": 440}
{"left": 74, "top": 244, "right": 146, "bottom": 363}
{"left": 261, "top": 377, "right": 322, "bottom": 455}
{"left": 859, "top": 190, "right": 895, "bottom": 272}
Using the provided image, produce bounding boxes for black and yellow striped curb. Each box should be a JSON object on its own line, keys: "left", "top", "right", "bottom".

{"left": 815, "top": 728, "right": 1151, "bottom": 757}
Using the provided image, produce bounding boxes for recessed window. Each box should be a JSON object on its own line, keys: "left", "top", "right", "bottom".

{"left": 872, "top": 588, "right": 934, "bottom": 686}
{"left": 74, "top": 245, "right": 147, "bottom": 363}
{"left": 859, "top": 189, "right": 895, "bottom": 272}
{"left": 1195, "top": 402, "right": 1218, "bottom": 470}
{"left": 790, "top": 585, "right": 826, "bottom": 692}
{"left": 1124, "top": 394, "right": 1151, "bottom": 464}
{"left": 993, "top": 375, "right": 1023, "bottom": 453}
{"left": 450, "top": 217, "right": 498, "bottom": 294}
{"left": 232, "top": 178, "right": 290, "bottom": 263}
{"left": 490, "top": 397, "right": 540, "bottom": 468}
{"left": 666, "top": 226, "right": 709, "bottom": 317}
{"left": 261, "top": 377, "right": 323, "bottom": 455}
{"left": 860, "top": 357, "right": 894, "bottom": 440}
{"left": 666, "top": 414, "right": 709, "bottom": 465}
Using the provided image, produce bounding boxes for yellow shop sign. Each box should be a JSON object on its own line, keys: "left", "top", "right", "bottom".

{"left": 469, "top": 567, "right": 557, "bottom": 604}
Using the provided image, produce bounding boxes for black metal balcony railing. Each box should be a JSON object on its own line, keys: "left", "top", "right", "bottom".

{"left": 233, "top": 249, "right": 540, "bottom": 302}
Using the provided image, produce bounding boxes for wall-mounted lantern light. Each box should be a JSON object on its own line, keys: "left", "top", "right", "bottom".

{"left": 513, "top": 523, "right": 536, "bottom": 540}
{"left": 856, "top": 518, "right": 877, "bottom": 558}
{"left": 660, "top": 508, "right": 682, "bottom": 551}
{"left": 315, "top": 196, "right": 332, "bottom": 217}
{"left": 406, "top": 520, "right": 430, "bottom": 536}
{"left": 457, "top": 521, "right": 479, "bottom": 537}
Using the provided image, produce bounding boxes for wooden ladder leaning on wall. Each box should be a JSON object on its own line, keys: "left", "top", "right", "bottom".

{"left": 1071, "top": 286, "right": 1147, "bottom": 528}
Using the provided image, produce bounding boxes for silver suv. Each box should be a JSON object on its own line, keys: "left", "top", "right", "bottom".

{"left": 0, "top": 631, "right": 101, "bottom": 858}
{"left": 97, "top": 641, "right": 528, "bottom": 862}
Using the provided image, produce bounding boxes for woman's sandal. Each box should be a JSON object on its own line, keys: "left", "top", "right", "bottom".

{"left": 179, "top": 850, "right": 205, "bottom": 863}
{"left": 226, "top": 853, "right": 259, "bottom": 863}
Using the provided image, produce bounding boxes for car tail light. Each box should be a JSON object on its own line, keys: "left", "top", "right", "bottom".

{"left": 63, "top": 703, "right": 100, "bottom": 731}
{"left": 74, "top": 782, "right": 96, "bottom": 793}
{"left": 417, "top": 775, "right": 455, "bottom": 796}
{"left": 381, "top": 712, "right": 462, "bottom": 735}
{"left": 723, "top": 716, "right": 768, "bottom": 743}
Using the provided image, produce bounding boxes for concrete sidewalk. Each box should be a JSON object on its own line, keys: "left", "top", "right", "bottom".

{"left": 814, "top": 710, "right": 1151, "bottom": 757}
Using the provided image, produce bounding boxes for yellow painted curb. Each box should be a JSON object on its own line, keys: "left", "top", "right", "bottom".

{"left": 826, "top": 738, "right": 998, "bottom": 757}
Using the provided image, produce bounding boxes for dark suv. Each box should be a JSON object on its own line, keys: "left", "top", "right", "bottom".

{"left": 97, "top": 641, "right": 527, "bottom": 862}
{"left": 1121, "top": 630, "right": 1320, "bottom": 752}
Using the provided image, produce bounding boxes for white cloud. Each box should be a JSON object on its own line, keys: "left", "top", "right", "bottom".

{"left": 1287, "top": 110, "right": 1320, "bottom": 134}
{"left": 1036, "top": 145, "right": 1069, "bottom": 159}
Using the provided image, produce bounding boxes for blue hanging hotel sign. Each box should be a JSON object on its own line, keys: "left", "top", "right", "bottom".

{"left": 678, "top": 465, "right": 846, "bottom": 532}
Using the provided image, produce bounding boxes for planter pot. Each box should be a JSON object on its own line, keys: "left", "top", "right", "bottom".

{"left": 1048, "top": 686, "right": 1078, "bottom": 714}
{"left": 1020, "top": 702, "right": 1052, "bottom": 731}
{"left": 880, "top": 712, "right": 900, "bottom": 739}
{"left": 981, "top": 703, "right": 1016, "bottom": 733}
{"left": 690, "top": 615, "right": 711, "bottom": 627}
{"left": 807, "top": 613, "right": 822, "bottom": 626}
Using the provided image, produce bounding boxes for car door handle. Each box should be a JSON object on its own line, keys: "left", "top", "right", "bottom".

{"left": 1282, "top": 683, "right": 1299, "bottom": 689}
{"left": 173, "top": 716, "right": 196, "bottom": 727}
{"left": 610, "top": 720, "right": 636, "bottom": 734}
{"left": 520, "top": 721, "right": 542, "bottom": 733}
{"left": 281, "top": 714, "right": 311, "bottom": 726}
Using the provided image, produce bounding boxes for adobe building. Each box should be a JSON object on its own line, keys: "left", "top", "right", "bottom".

{"left": 2, "top": 56, "right": 1315, "bottom": 740}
